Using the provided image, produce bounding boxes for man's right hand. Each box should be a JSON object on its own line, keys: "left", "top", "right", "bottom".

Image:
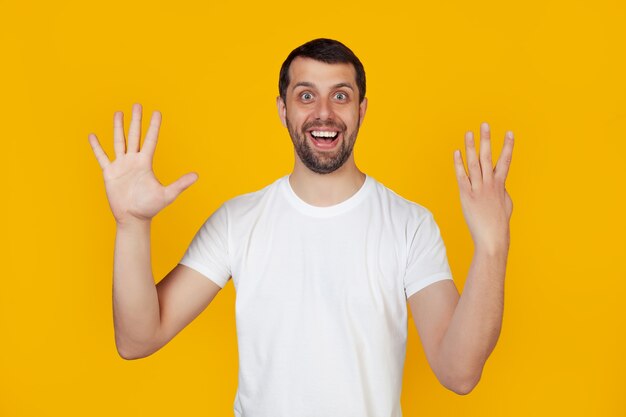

{"left": 88, "top": 103, "right": 199, "bottom": 225}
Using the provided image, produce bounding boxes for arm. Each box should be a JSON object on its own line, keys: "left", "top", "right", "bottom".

{"left": 113, "top": 221, "right": 222, "bottom": 360}
{"left": 409, "top": 122, "right": 514, "bottom": 394}
{"left": 89, "top": 103, "right": 217, "bottom": 359}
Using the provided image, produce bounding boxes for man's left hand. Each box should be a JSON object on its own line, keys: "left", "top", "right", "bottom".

{"left": 453, "top": 122, "right": 514, "bottom": 254}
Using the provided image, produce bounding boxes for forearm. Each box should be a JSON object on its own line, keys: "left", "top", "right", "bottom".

{"left": 112, "top": 220, "right": 161, "bottom": 358}
{"left": 437, "top": 245, "right": 508, "bottom": 388}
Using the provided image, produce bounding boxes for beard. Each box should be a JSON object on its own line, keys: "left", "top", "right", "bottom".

{"left": 286, "top": 116, "right": 360, "bottom": 175}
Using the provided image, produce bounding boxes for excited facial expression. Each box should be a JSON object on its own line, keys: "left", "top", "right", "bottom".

{"left": 277, "top": 57, "right": 367, "bottom": 174}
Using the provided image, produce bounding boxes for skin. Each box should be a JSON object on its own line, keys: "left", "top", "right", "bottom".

{"left": 88, "top": 57, "right": 514, "bottom": 396}
{"left": 277, "top": 57, "right": 368, "bottom": 207}
{"left": 409, "top": 124, "right": 514, "bottom": 394}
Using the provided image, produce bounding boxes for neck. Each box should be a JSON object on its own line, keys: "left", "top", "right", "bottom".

{"left": 288, "top": 154, "right": 366, "bottom": 207}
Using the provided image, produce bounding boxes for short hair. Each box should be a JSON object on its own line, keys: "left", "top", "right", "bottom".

{"left": 278, "top": 38, "right": 366, "bottom": 103}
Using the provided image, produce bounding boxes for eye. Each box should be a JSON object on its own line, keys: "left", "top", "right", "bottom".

{"left": 334, "top": 92, "right": 348, "bottom": 100}
{"left": 300, "top": 92, "right": 313, "bottom": 101}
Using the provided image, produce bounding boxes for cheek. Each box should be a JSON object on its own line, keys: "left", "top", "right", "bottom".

{"left": 286, "top": 108, "right": 310, "bottom": 127}
{"left": 343, "top": 110, "right": 361, "bottom": 129}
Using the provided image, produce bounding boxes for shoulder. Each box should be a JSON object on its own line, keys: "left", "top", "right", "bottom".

{"left": 368, "top": 175, "right": 434, "bottom": 222}
{"left": 221, "top": 175, "right": 286, "bottom": 216}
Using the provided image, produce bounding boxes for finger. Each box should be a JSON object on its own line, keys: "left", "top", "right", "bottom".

{"left": 465, "top": 131, "right": 482, "bottom": 188}
{"left": 163, "top": 172, "right": 199, "bottom": 205}
{"left": 479, "top": 122, "right": 493, "bottom": 182}
{"left": 127, "top": 103, "right": 142, "bottom": 153}
{"left": 142, "top": 111, "right": 162, "bottom": 160}
{"left": 453, "top": 149, "right": 471, "bottom": 193}
{"left": 88, "top": 133, "right": 111, "bottom": 169}
{"left": 494, "top": 131, "right": 514, "bottom": 183}
{"left": 113, "top": 111, "right": 126, "bottom": 158}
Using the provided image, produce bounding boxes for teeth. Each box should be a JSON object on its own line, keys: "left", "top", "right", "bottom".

{"left": 311, "top": 131, "right": 338, "bottom": 138}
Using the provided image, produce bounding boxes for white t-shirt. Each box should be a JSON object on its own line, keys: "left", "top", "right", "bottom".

{"left": 179, "top": 174, "right": 453, "bottom": 417}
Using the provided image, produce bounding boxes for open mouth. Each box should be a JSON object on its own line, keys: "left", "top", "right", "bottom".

{"left": 308, "top": 130, "right": 340, "bottom": 148}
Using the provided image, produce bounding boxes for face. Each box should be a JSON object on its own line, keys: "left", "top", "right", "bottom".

{"left": 277, "top": 57, "right": 367, "bottom": 174}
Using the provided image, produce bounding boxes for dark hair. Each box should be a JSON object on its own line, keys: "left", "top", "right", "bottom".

{"left": 278, "top": 38, "right": 366, "bottom": 103}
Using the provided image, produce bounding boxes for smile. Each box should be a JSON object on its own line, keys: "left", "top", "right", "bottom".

{"left": 310, "top": 130, "right": 338, "bottom": 139}
{"left": 307, "top": 130, "right": 341, "bottom": 149}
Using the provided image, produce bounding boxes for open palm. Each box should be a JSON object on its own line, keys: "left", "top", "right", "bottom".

{"left": 88, "top": 104, "right": 198, "bottom": 225}
{"left": 453, "top": 122, "right": 514, "bottom": 253}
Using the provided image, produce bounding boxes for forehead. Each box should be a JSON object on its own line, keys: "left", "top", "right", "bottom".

{"left": 288, "top": 57, "right": 357, "bottom": 91}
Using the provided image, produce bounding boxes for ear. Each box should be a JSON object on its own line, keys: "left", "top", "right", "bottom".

{"left": 358, "top": 97, "right": 368, "bottom": 127}
{"left": 277, "top": 96, "right": 287, "bottom": 128}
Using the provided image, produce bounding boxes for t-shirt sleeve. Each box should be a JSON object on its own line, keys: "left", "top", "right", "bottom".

{"left": 179, "top": 203, "right": 232, "bottom": 288}
{"left": 403, "top": 210, "right": 453, "bottom": 299}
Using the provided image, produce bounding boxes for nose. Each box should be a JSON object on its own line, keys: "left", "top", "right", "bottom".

{"left": 314, "top": 97, "right": 334, "bottom": 120}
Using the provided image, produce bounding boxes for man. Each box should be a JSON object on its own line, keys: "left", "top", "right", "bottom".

{"left": 88, "top": 38, "right": 514, "bottom": 416}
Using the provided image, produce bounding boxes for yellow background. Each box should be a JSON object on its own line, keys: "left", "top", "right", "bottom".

{"left": 2, "top": 0, "right": 625, "bottom": 415}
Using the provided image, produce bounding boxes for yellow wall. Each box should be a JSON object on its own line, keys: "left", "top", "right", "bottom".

{"left": 2, "top": 0, "right": 624, "bottom": 415}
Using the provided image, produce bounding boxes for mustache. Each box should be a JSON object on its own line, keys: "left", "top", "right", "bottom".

{"left": 301, "top": 120, "right": 346, "bottom": 132}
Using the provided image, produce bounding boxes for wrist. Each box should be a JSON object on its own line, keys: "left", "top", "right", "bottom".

{"left": 473, "top": 227, "right": 510, "bottom": 256}
{"left": 474, "top": 241, "right": 509, "bottom": 258}
{"left": 116, "top": 217, "right": 152, "bottom": 231}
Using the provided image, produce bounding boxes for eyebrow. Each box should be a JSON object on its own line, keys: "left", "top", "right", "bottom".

{"left": 292, "top": 82, "right": 355, "bottom": 91}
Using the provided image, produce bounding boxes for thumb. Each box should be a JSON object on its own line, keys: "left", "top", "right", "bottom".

{"left": 164, "top": 172, "right": 199, "bottom": 204}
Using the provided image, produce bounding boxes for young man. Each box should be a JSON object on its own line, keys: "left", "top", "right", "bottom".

{"left": 88, "top": 38, "right": 514, "bottom": 416}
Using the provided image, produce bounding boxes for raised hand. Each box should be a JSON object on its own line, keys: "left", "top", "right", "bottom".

{"left": 453, "top": 122, "right": 514, "bottom": 254}
{"left": 88, "top": 103, "right": 199, "bottom": 225}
